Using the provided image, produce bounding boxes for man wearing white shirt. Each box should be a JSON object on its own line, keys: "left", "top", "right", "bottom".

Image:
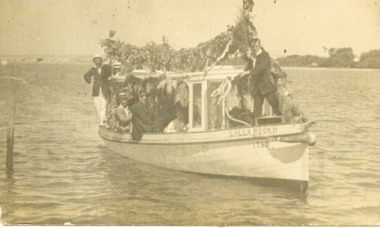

{"left": 83, "top": 55, "right": 112, "bottom": 126}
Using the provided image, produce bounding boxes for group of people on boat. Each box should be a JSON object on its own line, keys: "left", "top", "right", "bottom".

{"left": 111, "top": 89, "right": 188, "bottom": 139}
{"left": 83, "top": 37, "right": 302, "bottom": 139}
{"left": 83, "top": 55, "right": 187, "bottom": 139}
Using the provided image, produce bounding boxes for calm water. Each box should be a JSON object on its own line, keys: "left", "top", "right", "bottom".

{"left": 0, "top": 64, "right": 379, "bottom": 225}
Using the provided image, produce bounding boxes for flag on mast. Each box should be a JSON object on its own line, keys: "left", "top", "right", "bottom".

{"left": 109, "top": 30, "right": 116, "bottom": 38}
{"left": 243, "top": 0, "right": 254, "bottom": 12}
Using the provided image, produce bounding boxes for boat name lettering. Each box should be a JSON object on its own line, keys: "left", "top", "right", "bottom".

{"left": 229, "top": 126, "right": 278, "bottom": 137}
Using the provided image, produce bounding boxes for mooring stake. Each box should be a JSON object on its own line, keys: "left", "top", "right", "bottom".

{"left": 2, "top": 72, "right": 23, "bottom": 171}
{"left": 6, "top": 87, "right": 16, "bottom": 170}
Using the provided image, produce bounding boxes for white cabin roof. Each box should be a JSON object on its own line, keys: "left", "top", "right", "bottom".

{"left": 130, "top": 65, "right": 244, "bottom": 81}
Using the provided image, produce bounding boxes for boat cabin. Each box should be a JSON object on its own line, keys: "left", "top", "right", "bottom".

{"left": 187, "top": 66, "right": 236, "bottom": 132}
{"left": 183, "top": 65, "right": 281, "bottom": 132}
{"left": 130, "top": 65, "right": 283, "bottom": 133}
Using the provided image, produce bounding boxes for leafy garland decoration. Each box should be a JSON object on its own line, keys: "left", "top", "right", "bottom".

{"left": 100, "top": 11, "right": 256, "bottom": 73}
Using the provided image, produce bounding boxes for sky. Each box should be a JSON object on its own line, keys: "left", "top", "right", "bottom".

{"left": 0, "top": 0, "right": 379, "bottom": 57}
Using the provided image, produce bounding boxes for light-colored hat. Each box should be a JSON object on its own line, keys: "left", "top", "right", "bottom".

{"left": 92, "top": 54, "right": 102, "bottom": 61}
{"left": 118, "top": 92, "right": 133, "bottom": 101}
{"left": 138, "top": 90, "right": 147, "bottom": 97}
{"left": 113, "top": 62, "right": 122, "bottom": 68}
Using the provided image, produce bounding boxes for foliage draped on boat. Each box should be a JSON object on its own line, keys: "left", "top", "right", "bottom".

{"left": 102, "top": 9, "right": 303, "bottom": 129}
{"left": 100, "top": 11, "right": 256, "bottom": 73}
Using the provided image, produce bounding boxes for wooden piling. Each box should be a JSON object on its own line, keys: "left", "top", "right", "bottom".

{"left": 6, "top": 83, "right": 16, "bottom": 170}
{"left": 6, "top": 126, "right": 14, "bottom": 170}
{"left": 3, "top": 72, "right": 22, "bottom": 170}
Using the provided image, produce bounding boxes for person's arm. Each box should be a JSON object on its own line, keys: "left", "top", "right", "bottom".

{"left": 132, "top": 104, "right": 154, "bottom": 125}
{"left": 83, "top": 68, "right": 93, "bottom": 84}
{"left": 244, "top": 57, "right": 253, "bottom": 71}
{"left": 231, "top": 58, "right": 253, "bottom": 81}
{"left": 125, "top": 112, "right": 132, "bottom": 123}
{"left": 250, "top": 52, "right": 270, "bottom": 79}
{"left": 102, "top": 65, "right": 112, "bottom": 80}
{"left": 116, "top": 108, "right": 132, "bottom": 124}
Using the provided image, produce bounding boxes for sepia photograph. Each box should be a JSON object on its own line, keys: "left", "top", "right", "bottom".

{"left": 0, "top": 0, "right": 379, "bottom": 226}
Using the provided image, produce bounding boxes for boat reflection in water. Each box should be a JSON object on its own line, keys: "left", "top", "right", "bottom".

{"left": 99, "top": 66, "right": 316, "bottom": 192}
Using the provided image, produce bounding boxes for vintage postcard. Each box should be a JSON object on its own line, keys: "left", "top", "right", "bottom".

{"left": 0, "top": 0, "right": 379, "bottom": 226}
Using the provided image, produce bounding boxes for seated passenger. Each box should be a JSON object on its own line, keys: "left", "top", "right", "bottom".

{"left": 113, "top": 62, "right": 122, "bottom": 76}
{"left": 164, "top": 109, "right": 187, "bottom": 133}
{"left": 114, "top": 93, "right": 133, "bottom": 132}
{"left": 130, "top": 91, "right": 154, "bottom": 140}
{"left": 106, "top": 101, "right": 118, "bottom": 130}
{"left": 112, "top": 62, "right": 126, "bottom": 81}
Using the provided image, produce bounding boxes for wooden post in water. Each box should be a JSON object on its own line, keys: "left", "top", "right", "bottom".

{"left": 2, "top": 61, "right": 22, "bottom": 171}
{"left": 6, "top": 80, "right": 16, "bottom": 170}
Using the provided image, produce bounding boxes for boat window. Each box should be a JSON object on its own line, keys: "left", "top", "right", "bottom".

{"left": 208, "top": 82, "right": 224, "bottom": 130}
{"left": 192, "top": 83, "right": 202, "bottom": 128}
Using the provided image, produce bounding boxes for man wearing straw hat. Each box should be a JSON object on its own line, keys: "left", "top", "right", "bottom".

{"left": 83, "top": 54, "right": 112, "bottom": 126}
{"left": 111, "top": 61, "right": 126, "bottom": 80}
{"left": 113, "top": 62, "right": 122, "bottom": 75}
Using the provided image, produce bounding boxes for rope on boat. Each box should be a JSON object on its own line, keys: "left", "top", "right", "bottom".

{"left": 210, "top": 77, "right": 317, "bottom": 146}
{"left": 211, "top": 78, "right": 251, "bottom": 127}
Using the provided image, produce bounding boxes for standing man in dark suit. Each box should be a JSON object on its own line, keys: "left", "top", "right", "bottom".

{"left": 247, "top": 38, "right": 281, "bottom": 120}
{"left": 83, "top": 55, "right": 112, "bottom": 126}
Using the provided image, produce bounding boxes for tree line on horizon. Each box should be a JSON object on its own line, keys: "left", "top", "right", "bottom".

{"left": 276, "top": 48, "right": 380, "bottom": 69}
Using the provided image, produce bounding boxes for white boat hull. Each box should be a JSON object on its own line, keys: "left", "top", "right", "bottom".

{"left": 99, "top": 124, "right": 309, "bottom": 182}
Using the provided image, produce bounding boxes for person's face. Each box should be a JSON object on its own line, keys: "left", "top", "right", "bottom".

{"left": 252, "top": 41, "right": 261, "bottom": 55}
{"left": 277, "top": 78, "right": 283, "bottom": 86}
{"left": 139, "top": 94, "right": 147, "bottom": 104}
{"left": 114, "top": 68, "right": 121, "bottom": 74}
{"left": 246, "top": 48, "right": 253, "bottom": 59}
{"left": 121, "top": 99, "right": 128, "bottom": 107}
{"left": 93, "top": 58, "right": 102, "bottom": 67}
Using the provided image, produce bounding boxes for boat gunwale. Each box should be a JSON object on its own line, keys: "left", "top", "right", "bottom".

{"left": 98, "top": 124, "right": 306, "bottom": 145}
{"left": 101, "top": 121, "right": 303, "bottom": 135}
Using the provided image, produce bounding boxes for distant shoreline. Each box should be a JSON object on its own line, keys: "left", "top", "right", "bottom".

{"left": 0, "top": 55, "right": 93, "bottom": 65}
{"left": 281, "top": 66, "right": 380, "bottom": 71}
{"left": 1, "top": 55, "right": 380, "bottom": 70}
